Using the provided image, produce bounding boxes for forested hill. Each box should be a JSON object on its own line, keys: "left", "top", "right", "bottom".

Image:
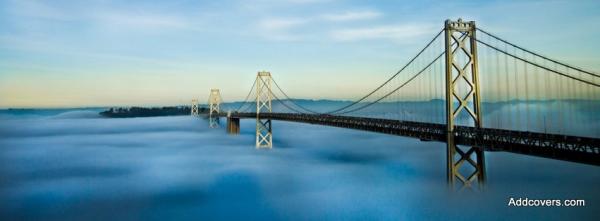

{"left": 100, "top": 106, "right": 207, "bottom": 118}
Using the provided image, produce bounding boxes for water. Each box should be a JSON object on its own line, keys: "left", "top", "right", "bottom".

{"left": 0, "top": 109, "right": 598, "bottom": 220}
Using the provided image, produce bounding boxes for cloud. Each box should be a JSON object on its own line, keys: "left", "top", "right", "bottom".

{"left": 5, "top": 0, "right": 72, "bottom": 21}
{"left": 248, "top": 0, "right": 331, "bottom": 5}
{"left": 329, "top": 23, "right": 436, "bottom": 42}
{"left": 257, "top": 17, "right": 309, "bottom": 30}
{"left": 252, "top": 8, "right": 391, "bottom": 42}
{"left": 285, "top": 0, "right": 330, "bottom": 3}
{"left": 92, "top": 11, "right": 189, "bottom": 30}
{"left": 255, "top": 9, "right": 383, "bottom": 41}
{"left": 320, "top": 10, "right": 381, "bottom": 22}
{"left": 256, "top": 17, "right": 312, "bottom": 41}
{"left": 7, "top": 0, "right": 190, "bottom": 30}
{"left": 258, "top": 10, "right": 382, "bottom": 30}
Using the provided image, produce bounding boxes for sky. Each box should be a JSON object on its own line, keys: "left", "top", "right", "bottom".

{"left": 0, "top": 0, "right": 599, "bottom": 108}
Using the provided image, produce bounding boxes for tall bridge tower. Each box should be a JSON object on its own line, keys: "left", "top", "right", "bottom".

{"left": 444, "top": 19, "right": 486, "bottom": 189}
{"left": 208, "top": 89, "right": 221, "bottom": 128}
{"left": 256, "top": 71, "right": 273, "bottom": 148}
{"left": 191, "top": 99, "right": 199, "bottom": 116}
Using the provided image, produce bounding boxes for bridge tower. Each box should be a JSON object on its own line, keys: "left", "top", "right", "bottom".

{"left": 191, "top": 99, "right": 199, "bottom": 116}
{"left": 256, "top": 71, "right": 273, "bottom": 148}
{"left": 444, "top": 19, "right": 486, "bottom": 189}
{"left": 208, "top": 89, "right": 221, "bottom": 128}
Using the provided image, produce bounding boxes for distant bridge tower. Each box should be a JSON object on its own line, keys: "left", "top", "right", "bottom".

{"left": 208, "top": 89, "right": 222, "bottom": 128}
{"left": 191, "top": 99, "right": 199, "bottom": 116}
{"left": 444, "top": 19, "right": 486, "bottom": 189}
{"left": 256, "top": 71, "right": 273, "bottom": 148}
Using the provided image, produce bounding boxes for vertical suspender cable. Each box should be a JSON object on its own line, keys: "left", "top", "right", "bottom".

{"left": 523, "top": 51, "right": 531, "bottom": 132}
{"left": 557, "top": 63, "right": 564, "bottom": 133}
{"left": 567, "top": 67, "right": 573, "bottom": 134}
{"left": 503, "top": 43, "right": 510, "bottom": 130}
{"left": 543, "top": 59, "right": 550, "bottom": 133}
{"left": 533, "top": 57, "right": 543, "bottom": 132}
{"left": 513, "top": 46, "right": 521, "bottom": 131}
{"left": 495, "top": 37, "right": 501, "bottom": 128}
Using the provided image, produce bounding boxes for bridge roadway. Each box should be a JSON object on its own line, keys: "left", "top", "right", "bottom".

{"left": 215, "top": 112, "right": 600, "bottom": 166}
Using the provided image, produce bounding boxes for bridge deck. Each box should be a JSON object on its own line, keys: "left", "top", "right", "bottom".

{"left": 217, "top": 112, "right": 600, "bottom": 166}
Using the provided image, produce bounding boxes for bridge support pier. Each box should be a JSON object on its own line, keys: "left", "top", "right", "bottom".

{"left": 444, "top": 19, "right": 486, "bottom": 190}
{"left": 227, "top": 117, "right": 240, "bottom": 134}
{"left": 227, "top": 111, "right": 240, "bottom": 134}
{"left": 256, "top": 71, "right": 273, "bottom": 148}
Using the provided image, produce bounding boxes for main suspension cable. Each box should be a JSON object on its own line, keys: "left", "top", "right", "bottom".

{"left": 325, "top": 29, "right": 445, "bottom": 114}
{"left": 234, "top": 78, "right": 258, "bottom": 112}
{"left": 337, "top": 51, "right": 445, "bottom": 115}
{"left": 477, "top": 27, "right": 600, "bottom": 78}
{"left": 271, "top": 78, "right": 321, "bottom": 114}
{"left": 475, "top": 38, "right": 600, "bottom": 87}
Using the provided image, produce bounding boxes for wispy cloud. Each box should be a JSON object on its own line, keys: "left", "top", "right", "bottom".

{"left": 6, "top": 0, "right": 72, "bottom": 21}
{"left": 255, "top": 9, "right": 383, "bottom": 41}
{"left": 248, "top": 0, "right": 331, "bottom": 5}
{"left": 329, "top": 24, "right": 436, "bottom": 42}
{"left": 320, "top": 10, "right": 381, "bottom": 22}
{"left": 258, "top": 17, "right": 309, "bottom": 30}
{"left": 8, "top": 0, "right": 191, "bottom": 31}
{"left": 92, "top": 11, "right": 190, "bottom": 30}
{"left": 255, "top": 17, "right": 312, "bottom": 41}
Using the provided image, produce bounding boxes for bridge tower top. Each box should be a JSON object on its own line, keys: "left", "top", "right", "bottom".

{"left": 445, "top": 18, "right": 475, "bottom": 32}
{"left": 258, "top": 71, "right": 271, "bottom": 77}
{"left": 256, "top": 71, "right": 272, "bottom": 114}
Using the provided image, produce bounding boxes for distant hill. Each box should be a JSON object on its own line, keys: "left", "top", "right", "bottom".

{"left": 100, "top": 106, "right": 207, "bottom": 118}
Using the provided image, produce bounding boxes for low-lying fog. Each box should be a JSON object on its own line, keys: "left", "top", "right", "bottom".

{"left": 0, "top": 110, "right": 597, "bottom": 220}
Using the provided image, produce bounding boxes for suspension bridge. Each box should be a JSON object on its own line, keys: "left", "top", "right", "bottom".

{"left": 191, "top": 19, "right": 600, "bottom": 189}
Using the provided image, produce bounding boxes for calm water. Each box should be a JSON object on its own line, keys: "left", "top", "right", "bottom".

{"left": 0, "top": 109, "right": 598, "bottom": 220}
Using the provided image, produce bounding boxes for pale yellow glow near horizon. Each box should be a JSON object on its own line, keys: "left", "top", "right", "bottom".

{"left": 0, "top": 68, "right": 387, "bottom": 108}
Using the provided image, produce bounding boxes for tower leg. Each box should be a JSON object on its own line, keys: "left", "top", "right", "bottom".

{"left": 476, "top": 147, "right": 486, "bottom": 184}
{"left": 256, "top": 118, "right": 272, "bottom": 148}
{"left": 209, "top": 117, "right": 220, "bottom": 128}
{"left": 446, "top": 132, "right": 456, "bottom": 188}
{"left": 447, "top": 138, "right": 486, "bottom": 190}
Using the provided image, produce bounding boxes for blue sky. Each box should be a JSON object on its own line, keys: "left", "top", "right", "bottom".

{"left": 0, "top": 0, "right": 599, "bottom": 108}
